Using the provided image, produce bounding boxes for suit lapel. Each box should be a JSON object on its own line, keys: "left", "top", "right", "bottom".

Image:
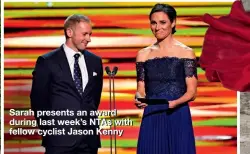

{"left": 83, "top": 50, "right": 93, "bottom": 84}
{"left": 82, "top": 50, "right": 93, "bottom": 98}
{"left": 56, "top": 45, "right": 81, "bottom": 98}
{"left": 56, "top": 46, "right": 94, "bottom": 99}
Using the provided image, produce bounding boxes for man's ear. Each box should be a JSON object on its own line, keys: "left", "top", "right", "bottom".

{"left": 242, "top": 0, "right": 250, "bottom": 12}
{"left": 66, "top": 28, "right": 73, "bottom": 38}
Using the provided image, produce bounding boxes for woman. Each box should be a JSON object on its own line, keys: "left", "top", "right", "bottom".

{"left": 135, "top": 3, "right": 197, "bottom": 154}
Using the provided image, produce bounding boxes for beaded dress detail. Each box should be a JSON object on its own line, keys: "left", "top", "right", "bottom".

{"left": 136, "top": 57, "right": 197, "bottom": 154}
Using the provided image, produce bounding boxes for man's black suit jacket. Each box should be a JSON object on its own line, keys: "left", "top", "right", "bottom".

{"left": 30, "top": 45, "right": 103, "bottom": 148}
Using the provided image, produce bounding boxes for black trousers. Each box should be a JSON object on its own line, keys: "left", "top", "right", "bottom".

{"left": 45, "top": 144, "right": 98, "bottom": 154}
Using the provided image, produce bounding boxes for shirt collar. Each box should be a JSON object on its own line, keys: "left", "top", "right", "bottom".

{"left": 63, "top": 44, "right": 83, "bottom": 60}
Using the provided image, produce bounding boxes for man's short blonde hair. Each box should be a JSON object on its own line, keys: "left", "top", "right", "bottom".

{"left": 64, "top": 14, "right": 91, "bottom": 38}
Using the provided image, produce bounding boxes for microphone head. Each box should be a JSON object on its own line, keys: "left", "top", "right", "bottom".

{"left": 105, "top": 66, "right": 111, "bottom": 75}
{"left": 112, "top": 66, "right": 118, "bottom": 75}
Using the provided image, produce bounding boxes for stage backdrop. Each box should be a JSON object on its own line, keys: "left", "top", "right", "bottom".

{"left": 4, "top": 2, "right": 237, "bottom": 154}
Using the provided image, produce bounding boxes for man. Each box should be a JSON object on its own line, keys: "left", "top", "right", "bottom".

{"left": 30, "top": 14, "right": 103, "bottom": 154}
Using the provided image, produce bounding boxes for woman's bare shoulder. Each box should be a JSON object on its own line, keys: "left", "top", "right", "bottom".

{"left": 174, "top": 41, "right": 196, "bottom": 59}
{"left": 136, "top": 46, "right": 154, "bottom": 62}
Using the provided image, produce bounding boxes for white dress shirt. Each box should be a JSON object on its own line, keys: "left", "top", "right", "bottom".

{"left": 63, "top": 44, "right": 88, "bottom": 92}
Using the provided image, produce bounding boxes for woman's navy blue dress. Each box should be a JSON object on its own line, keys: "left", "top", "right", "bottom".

{"left": 136, "top": 57, "right": 197, "bottom": 154}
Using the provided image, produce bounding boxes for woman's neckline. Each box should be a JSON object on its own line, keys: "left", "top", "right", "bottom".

{"left": 142, "top": 56, "right": 196, "bottom": 63}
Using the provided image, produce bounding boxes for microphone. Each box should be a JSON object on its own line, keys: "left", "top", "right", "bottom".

{"left": 105, "top": 66, "right": 111, "bottom": 76}
{"left": 112, "top": 66, "right": 118, "bottom": 76}
{"left": 105, "top": 65, "right": 113, "bottom": 154}
{"left": 105, "top": 66, "right": 118, "bottom": 154}
{"left": 111, "top": 66, "right": 118, "bottom": 154}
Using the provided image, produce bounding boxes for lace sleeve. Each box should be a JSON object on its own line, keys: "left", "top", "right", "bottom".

{"left": 183, "top": 59, "right": 198, "bottom": 79}
{"left": 136, "top": 62, "right": 145, "bottom": 82}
